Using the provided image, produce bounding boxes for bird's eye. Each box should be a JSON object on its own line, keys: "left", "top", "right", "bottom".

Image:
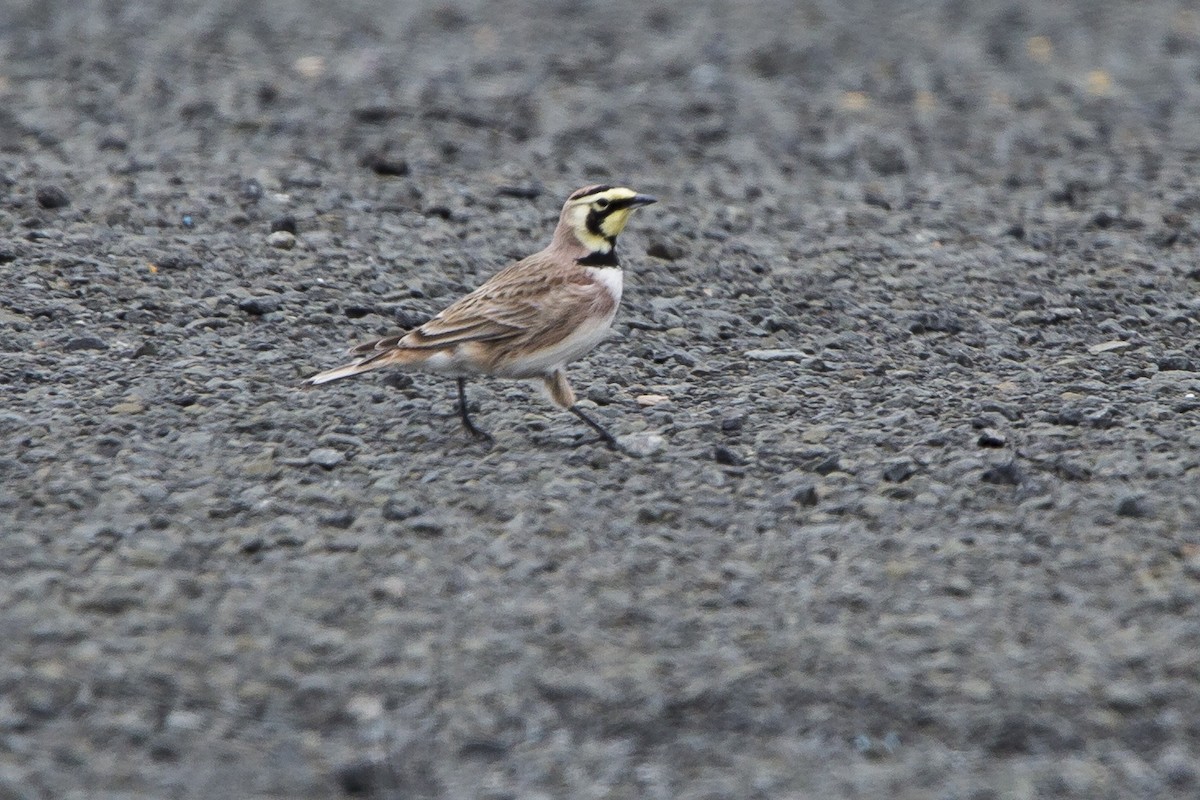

{"left": 595, "top": 198, "right": 609, "bottom": 209}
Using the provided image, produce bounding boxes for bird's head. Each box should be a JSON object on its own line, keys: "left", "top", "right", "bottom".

{"left": 555, "top": 184, "right": 657, "bottom": 262}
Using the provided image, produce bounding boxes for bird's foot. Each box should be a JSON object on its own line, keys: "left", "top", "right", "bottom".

{"left": 460, "top": 420, "right": 495, "bottom": 446}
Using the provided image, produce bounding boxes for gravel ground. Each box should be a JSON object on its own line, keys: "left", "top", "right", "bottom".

{"left": 4, "top": 1, "right": 1200, "bottom": 797}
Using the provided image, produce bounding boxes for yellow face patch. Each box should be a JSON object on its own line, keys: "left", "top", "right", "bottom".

{"left": 566, "top": 187, "right": 651, "bottom": 253}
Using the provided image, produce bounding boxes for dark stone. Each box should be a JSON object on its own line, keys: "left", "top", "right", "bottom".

{"left": 1054, "top": 460, "right": 1092, "bottom": 481}
{"left": 980, "top": 401, "right": 1021, "bottom": 421}
{"left": 793, "top": 485, "right": 819, "bottom": 507}
{"left": 458, "top": 739, "right": 508, "bottom": 760}
{"left": 239, "top": 178, "right": 263, "bottom": 201}
{"left": 154, "top": 254, "right": 196, "bottom": 271}
{"left": 98, "top": 134, "right": 128, "bottom": 151}
{"left": 79, "top": 590, "right": 140, "bottom": 615}
{"left": 1157, "top": 351, "right": 1193, "bottom": 371}
{"left": 321, "top": 510, "right": 356, "bottom": 529}
{"left": 720, "top": 414, "right": 746, "bottom": 432}
{"left": 239, "top": 537, "right": 265, "bottom": 554}
{"left": 1116, "top": 495, "right": 1153, "bottom": 519}
{"left": 811, "top": 455, "right": 840, "bottom": 475}
{"left": 238, "top": 295, "right": 283, "bottom": 315}
{"left": 256, "top": 83, "right": 279, "bottom": 106}
{"left": 361, "top": 153, "right": 410, "bottom": 177}
{"left": 909, "top": 311, "right": 965, "bottom": 334}
{"left": 977, "top": 429, "right": 1006, "bottom": 448}
{"left": 496, "top": 184, "right": 542, "bottom": 200}
{"left": 270, "top": 215, "right": 297, "bottom": 235}
{"left": 64, "top": 335, "right": 108, "bottom": 351}
{"left": 352, "top": 106, "right": 401, "bottom": 123}
{"left": 862, "top": 183, "right": 892, "bottom": 209}
{"left": 35, "top": 185, "right": 70, "bottom": 209}
{"left": 408, "top": 516, "right": 445, "bottom": 537}
{"left": 646, "top": 239, "right": 685, "bottom": 261}
{"left": 862, "top": 134, "right": 910, "bottom": 175}
{"left": 334, "top": 759, "right": 388, "bottom": 795}
{"left": 882, "top": 460, "right": 915, "bottom": 483}
{"left": 382, "top": 373, "right": 414, "bottom": 391}
{"left": 713, "top": 445, "right": 745, "bottom": 466}
{"left": 981, "top": 461, "right": 1023, "bottom": 486}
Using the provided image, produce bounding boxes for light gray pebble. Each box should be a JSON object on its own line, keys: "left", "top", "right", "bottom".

{"left": 307, "top": 447, "right": 344, "bottom": 469}
{"left": 617, "top": 432, "right": 666, "bottom": 457}
{"left": 744, "top": 349, "right": 808, "bottom": 362}
{"left": 267, "top": 230, "right": 297, "bottom": 249}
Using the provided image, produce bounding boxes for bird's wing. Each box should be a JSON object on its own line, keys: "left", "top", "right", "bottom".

{"left": 350, "top": 256, "right": 602, "bottom": 357}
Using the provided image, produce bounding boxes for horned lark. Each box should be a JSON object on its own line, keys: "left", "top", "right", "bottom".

{"left": 304, "top": 184, "right": 657, "bottom": 448}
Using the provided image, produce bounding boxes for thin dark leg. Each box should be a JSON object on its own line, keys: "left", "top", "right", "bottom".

{"left": 457, "top": 378, "right": 493, "bottom": 442}
{"left": 569, "top": 405, "right": 620, "bottom": 451}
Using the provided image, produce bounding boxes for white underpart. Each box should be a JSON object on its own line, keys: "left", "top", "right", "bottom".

{"left": 500, "top": 267, "right": 624, "bottom": 378}
{"left": 586, "top": 266, "right": 623, "bottom": 305}
{"left": 421, "top": 351, "right": 456, "bottom": 372}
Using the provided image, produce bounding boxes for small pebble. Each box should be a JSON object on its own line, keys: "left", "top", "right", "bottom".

{"left": 267, "top": 230, "right": 296, "bottom": 249}
{"left": 713, "top": 445, "right": 745, "bottom": 466}
{"left": 980, "top": 461, "right": 1023, "bottom": 485}
{"left": 943, "top": 577, "right": 974, "bottom": 597}
{"left": 382, "top": 498, "right": 419, "bottom": 521}
{"left": 646, "top": 239, "right": 684, "bottom": 261}
{"left": 882, "top": 460, "right": 915, "bottom": 483}
{"left": 1116, "top": 495, "right": 1153, "bottom": 519}
{"left": 407, "top": 516, "right": 445, "bottom": 537}
{"left": 239, "top": 295, "right": 283, "bottom": 315}
{"left": 36, "top": 185, "right": 70, "bottom": 209}
{"left": 307, "top": 448, "right": 344, "bottom": 469}
{"left": 64, "top": 335, "right": 108, "bottom": 351}
{"left": 496, "top": 184, "right": 542, "bottom": 200}
{"left": 617, "top": 432, "right": 666, "bottom": 457}
{"left": 793, "top": 485, "right": 819, "bottom": 507}
{"left": 977, "top": 428, "right": 1007, "bottom": 448}
{"left": 373, "top": 577, "right": 407, "bottom": 601}
{"left": 240, "top": 178, "right": 263, "bottom": 201}
{"left": 721, "top": 414, "right": 746, "bottom": 432}
{"left": 1158, "top": 351, "right": 1193, "bottom": 372}
{"left": 745, "top": 349, "right": 807, "bottom": 362}
{"left": 801, "top": 426, "right": 831, "bottom": 443}
{"left": 1087, "top": 340, "right": 1130, "bottom": 355}
{"left": 361, "top": 153, "right": 409, "bottom": 176}
{"left": 636, "top": 394, "right": 670, "bottom": 407}
{"left": 270, "top": 215, "right": 297, "bottom": 235}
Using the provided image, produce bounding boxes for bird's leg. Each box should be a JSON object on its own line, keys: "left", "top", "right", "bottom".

{"left": 544, "top": 370, "right": 621, "bottom": 451}
{"left": 569, "top": 406, "right": 620, "bottom": 450}
{"left": 456, "top": 377, "right": 493, "bottom": 443}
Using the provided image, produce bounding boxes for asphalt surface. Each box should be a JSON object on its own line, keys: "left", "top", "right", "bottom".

{"left": 3, "top": 1, "right": 1200, "bottom": 798}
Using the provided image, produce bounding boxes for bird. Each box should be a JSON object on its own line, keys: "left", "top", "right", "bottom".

{"left": 303, "top": 184, "right": 658, "bottom": 449}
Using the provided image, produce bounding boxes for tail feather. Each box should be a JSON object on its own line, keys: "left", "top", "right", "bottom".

{"left": 302, "top": 346, "right": 426, "bottom": 387}
{"left": 303, "top": 361, "right": 380, "bottom": 386}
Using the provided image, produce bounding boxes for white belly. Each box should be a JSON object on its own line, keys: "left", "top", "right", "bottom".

{"left": 501, "top": 308, "right": 618, "bottom": 377}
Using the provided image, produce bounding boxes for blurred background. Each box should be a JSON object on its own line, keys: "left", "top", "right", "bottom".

{"left": 5, "top": 0, "right": 1199, "bottom": 212}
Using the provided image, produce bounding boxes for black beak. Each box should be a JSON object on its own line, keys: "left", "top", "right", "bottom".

{"left": 630, "top": 194, "right": 657, "bottom": 207}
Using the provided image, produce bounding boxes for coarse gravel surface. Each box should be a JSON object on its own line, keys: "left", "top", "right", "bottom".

{"left": 4, "top": 1, "right": 1200, "bottom": 798}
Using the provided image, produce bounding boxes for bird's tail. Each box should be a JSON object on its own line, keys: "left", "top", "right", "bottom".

{"left": 302, "top": 346, "right": 426, "bottom": 387}
{"left": 303, "top": 361, "right": 378, "bottom": 386}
